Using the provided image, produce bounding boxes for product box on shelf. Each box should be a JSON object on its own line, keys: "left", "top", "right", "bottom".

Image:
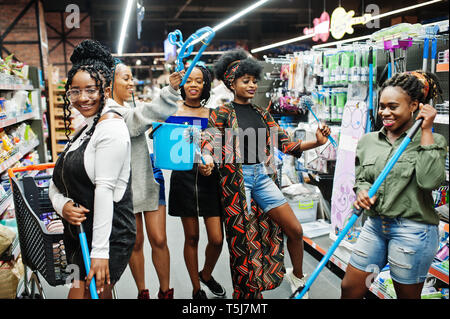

{"left": 283, "top": 183, "right": 320, "bottom": 224}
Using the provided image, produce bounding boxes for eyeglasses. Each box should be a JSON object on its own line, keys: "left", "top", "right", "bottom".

{"left": 66, "top": 88, "right": 99, "bottom": 102}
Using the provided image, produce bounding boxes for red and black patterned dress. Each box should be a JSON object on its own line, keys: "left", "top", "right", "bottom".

{"left": 202, "top": 102, "right": 303, "bottom": 299}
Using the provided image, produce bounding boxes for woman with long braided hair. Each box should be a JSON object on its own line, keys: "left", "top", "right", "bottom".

{"left": 105, "top": 59, "right": 181, "bottom": 299}
{"left": 341, "top": 70, "right": 447, "bottom": 299}
{"left": 49, "top": 40, "right": 135, "bottom": 299}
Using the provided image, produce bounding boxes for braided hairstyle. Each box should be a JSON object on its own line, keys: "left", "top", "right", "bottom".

{"left": 379, "top": 70, "right": 442, "bottom": 107}
{"left": 213, "top": 49, "right": 263, "bottom": 91}
{"left": 180, "top": 65, "right": 213, "bottom": 106}
{"left": 63, "top": 40, "right": 114, "bottom": 139}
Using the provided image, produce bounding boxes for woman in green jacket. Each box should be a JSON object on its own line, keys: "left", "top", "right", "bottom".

{"left": 341, "top": 71, "right": 447, "bottom": 299}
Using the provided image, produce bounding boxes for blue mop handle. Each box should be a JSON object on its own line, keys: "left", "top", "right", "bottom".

{"left": 306, "top": 105, "right": 338, "bottom": 148}
{"left": 423, "top": 38, "right": 429, "bottom": 72}
{"left": 77, "top": 224, "right": 99, "bottom": 299}
{"left": 294, "top": 119, "right": 423, "bottom": 299}
{"left": 195, "top": 146, "right": 207, "bottom": 165}
{"left": 431, "top": 37, "right": 437, "bottom": 73}
{"left": 387, "top": 62, "right": 392, "bottom": 79}
{"left": 366, "top": 47, "right": 374, "bottom": 134}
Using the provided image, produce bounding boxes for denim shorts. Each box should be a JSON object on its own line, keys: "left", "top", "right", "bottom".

{"left": 242, "top": 163, "right": 287, "bottom": 214}
{"left": 349, "top": 215, "right": 439, "bottom": 285}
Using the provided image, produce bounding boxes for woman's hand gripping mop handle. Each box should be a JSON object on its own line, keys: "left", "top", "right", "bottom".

{"left": 74, "top": 204, "right": 99, "bottom": 299}
{"left": 300, "top": 95, "right": 338, "bottom": 148}
{"left": 292, "top": 118, "right": 424, "bottom": 299}
{"left": 168, "top": 27, "right": 215, "bottom": 87}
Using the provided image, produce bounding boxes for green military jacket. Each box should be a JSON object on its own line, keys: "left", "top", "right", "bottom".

{"left": 354, "top": 127, "right": 447, "bottom": 225}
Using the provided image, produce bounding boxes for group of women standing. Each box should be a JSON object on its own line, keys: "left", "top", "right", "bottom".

{"left": 49, "top": 39, "right": 446, "bottom": 300}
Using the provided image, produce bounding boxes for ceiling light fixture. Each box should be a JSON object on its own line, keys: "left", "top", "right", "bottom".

{"left": 117, "top": 0, "right": 135, "bottom": 55}
{"left": 251, "top": 34, "right": 314, "bottom": 53}
{"left": 251, "top": 0, "right": 443, "bottom": 53}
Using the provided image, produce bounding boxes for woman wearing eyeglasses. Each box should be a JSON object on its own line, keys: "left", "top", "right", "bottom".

{"left": 49, "top": 40, "right": 135, "bottom": 299}
{"left": 105, "top": 60, "right": 181, "bottom": 299}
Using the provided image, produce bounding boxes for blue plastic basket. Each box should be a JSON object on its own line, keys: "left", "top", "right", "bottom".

{"left": 151, "top": 122, "right": 199, "bottom": 171}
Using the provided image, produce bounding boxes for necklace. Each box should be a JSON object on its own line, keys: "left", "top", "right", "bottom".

{"left": 184, "top": 102, "right": 202, "bottom": 108}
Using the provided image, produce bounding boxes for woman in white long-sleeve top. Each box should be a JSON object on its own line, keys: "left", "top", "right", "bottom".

{"left": 49, "top": 40, "right": 135, "bottom": 299}
{"left": 105, "top": 60, "right": 181, "bottom": 299}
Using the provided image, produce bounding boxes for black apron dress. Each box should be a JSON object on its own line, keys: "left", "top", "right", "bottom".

{"left": 52, "top": 118, "right": 136, "bottom": 283}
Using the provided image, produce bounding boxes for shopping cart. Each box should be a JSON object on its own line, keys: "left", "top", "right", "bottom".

{"left": 8, "top": 163, "right": 69, "bottom": 299}
{"left": 8, "top": 163, "right": 119, "bottom": 299}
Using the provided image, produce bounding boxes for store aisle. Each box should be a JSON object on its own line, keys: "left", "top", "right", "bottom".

{"left": 38, "top": 169, "right": 341, "bottom": 299}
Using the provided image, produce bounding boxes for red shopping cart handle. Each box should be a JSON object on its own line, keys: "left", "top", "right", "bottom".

{"left": 8, "top": 163, "right": 56, "bottom": 179}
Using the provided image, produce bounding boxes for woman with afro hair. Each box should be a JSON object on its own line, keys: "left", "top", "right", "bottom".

{"left": 49, "top": 39, "right": 135, "bottom": 298}
{"left": 341, "top": 71, "right": 447, "bottom": 299}
{"left": 199, "top": 50, "right": 331, "bottom": 299}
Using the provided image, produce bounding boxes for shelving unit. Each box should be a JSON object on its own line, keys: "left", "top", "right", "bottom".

{"left": 0, "top": 113, "right": 35, "bottom": 129}
{"left": 0, "top": 71, "right": 44, "bottom": 287}
{"left": 0, "top": 191, "right": 13, "bottom": 218}
{"left": 0, "top": 84, "right": 34, "bottom": 91}
{"left": 0, "top": 139, "right": 40, "bottom": 174}
{"left": 47, "top": 64, "right": 71, "bottom": 161}
{"left": 0, "top": 67, "right": 45, "bottom": 167}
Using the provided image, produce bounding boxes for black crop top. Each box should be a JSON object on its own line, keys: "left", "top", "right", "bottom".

{"left": 232, "top": 102, "right": 267, "bottom": 164}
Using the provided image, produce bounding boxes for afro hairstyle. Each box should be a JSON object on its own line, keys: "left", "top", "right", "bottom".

{"left": 213, "top": 49, "right": 263, "bottom": 88}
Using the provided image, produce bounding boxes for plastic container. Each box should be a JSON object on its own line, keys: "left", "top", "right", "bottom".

{"left": 288, "top": 196, "right": 318, "bottom": 224}
{"left": 151, "top": 122, "right": 199, "bottom": 171}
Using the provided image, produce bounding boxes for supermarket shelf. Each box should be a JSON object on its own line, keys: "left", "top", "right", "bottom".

{"left": 369, "top": 281, "right": 394, "bottom": 299}
{"left": 0, "top": 191, "right": 13, "bottom": 216}
{"left": 303, "top": 235, "right": 348, "bottom": 277}
{"left": 0, "top": 112, "right": 35, "bottom": 129}
{"left": 429, "top": 262, "right": 449, "bottom": 284}
{"left": 435, "top": 114, "right": 449, "bottom": 125}
{"left": 0, "top": 83, "right": 34, "bottom": 91}
{"left": 436, "top": 63, "right": 449, "bottom": 72}
{"left": 55, "top": 142, "right": 67, "bottom": 153}
{"left": 0, "top": 139, "right": 40, "bottom": 174}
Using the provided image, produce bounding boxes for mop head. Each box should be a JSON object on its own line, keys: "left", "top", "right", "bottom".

{"left": 300, "top": 95, "right": 314, "bottom": 110}
{"left": 183, "top": 126, "right": 202, "bottom": 145}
